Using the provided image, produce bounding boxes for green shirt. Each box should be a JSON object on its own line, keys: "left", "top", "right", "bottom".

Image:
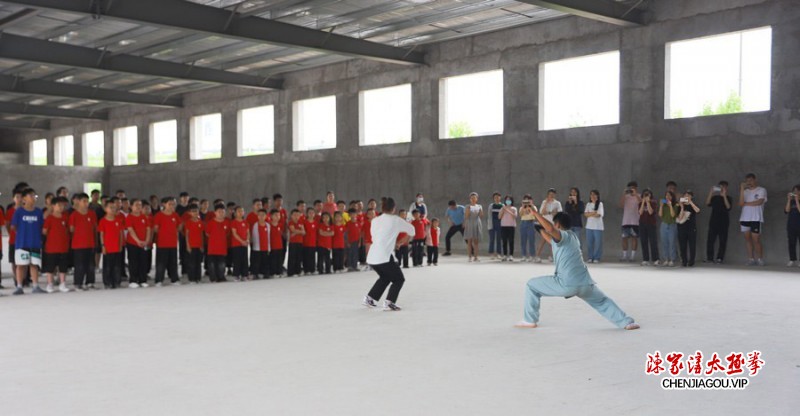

{"left": 660, "top": 203, "right": 678, "bottom": 224}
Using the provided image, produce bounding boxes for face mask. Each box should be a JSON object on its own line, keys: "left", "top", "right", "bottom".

{"left": 505, "top": 200, "right": 512, "bottom": 206}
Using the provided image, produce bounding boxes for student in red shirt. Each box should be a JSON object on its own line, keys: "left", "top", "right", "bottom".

{"left": 287, "top": 209, "right": 306, "bottom": 277}
{"left": 0, "top": 204, "right": 5, "bottom": 287}
{"left": 183, "top": 204, "right": 205, "bottom": 284}
{"left": 302, "top": 208, "right": 318, "bottom": 275}
{"left": 125, "top": 199, "right": 151, "bottom": 288}
{"left": 410, "top": 210, "right": 429, "bottom": 267}
{"left": 346, "top": 208, "right": 363, "bottom": 272}
{"left": 69, "top": 193, "right": 98, "bottom": 290}
{"left": 152, "top": 197, "right": 182, "bottom": 286}
{"left": 362, "top": 208, "right": 376, "bottom": 271}
{"left": 269, "top": 209, "right": 285, "bottom": 278}
{"left": 426, "top": 218, "right": 441, "bottom": 266}
{"left": 206, "top": 204, "right": 230, "bottom": 283}
{"left": 273, "top": 194, "right": 288, "bottom": 273}
{"left": 395, "top": 209, "right": 410, "bottom": 269}
{"left": 356, "top": 200, "right": 368, "bottom": 265}
{"left": 250, "top": 209, "right": 270, "bottom": 279}
{"left": 230, "top": 206, "right": 250, "bottom": 281}
{"left": 141, "top": 201, "right": 155, "bottom": 276}
{"left": 42, "top": 197, "right": 71, "bottom": 293}
{"left": 322, "top": 191, "right": 338, "bottom": 219}
{"left": 332, "top": 212, "right": 347, "bottom": 273}
{"left": 98, "top": 201, "right": 124, "bottom": 289}
{"left": 317, "top": 212, "right": 333, "bottom": 274}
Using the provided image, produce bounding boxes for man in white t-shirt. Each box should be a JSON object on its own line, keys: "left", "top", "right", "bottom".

{"left": 738, "top": 173, "right": 767, "bottom": 266}
{"left": 363, "top": 197, "right": 415, "bottom": 311}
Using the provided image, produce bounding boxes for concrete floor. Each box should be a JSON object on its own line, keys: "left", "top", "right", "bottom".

{"left": 1, "top": 251, "right": 799, "bottom": 415}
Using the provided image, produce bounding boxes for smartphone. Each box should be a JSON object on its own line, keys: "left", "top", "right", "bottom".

{"left": 712, "top": 186, "right": 721, "bottom": 192}
{"left": 661, "top": 199, "right": 668, "bottom": 204}
{"left": 680, "top": 197, "right": 689, "bottom": 203}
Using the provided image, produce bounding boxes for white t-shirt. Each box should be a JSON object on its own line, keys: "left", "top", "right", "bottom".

{"left": 739, "top": 186, "right": 767, "bottom": 222}
{"left": 584, "top": 201, "right": 604, "bottom": 231}
{"left": 366, "top": 213, "right": 416, "bottom": 265}
{"left": 540, "top": 200, "right": 563, "bottom": 222}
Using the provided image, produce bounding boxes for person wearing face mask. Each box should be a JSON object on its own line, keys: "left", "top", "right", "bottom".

{"left": 498, "top": 195, "right": 518, "bottom": 261}
{"left": 407, "top": 193, "right": 427, "bottom": 221}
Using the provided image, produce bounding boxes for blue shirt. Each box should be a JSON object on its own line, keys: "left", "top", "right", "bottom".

{"left": 551, "top": 230, "right": 594, "bottom": 287}
{"left": 446, "top": 205, "right": 465, "bottom": 226}
{"left": 11, "top": 207, "right": 44, "bottom": 250}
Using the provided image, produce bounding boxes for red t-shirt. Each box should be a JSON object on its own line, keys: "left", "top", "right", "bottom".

{"left": 288, "top": 220, "right": 305, "bottom": 244}
{"left": 278, "top": 208, "right": 288, "bottom": 230}
{"left": 253, "top": 222, "right": 269, "bottom": 251}
{"left": 43, "top": 214, "right": 69, "bottom": 254}
{"left": 69, "top": 210, "right": 97, "bottom": 249}
{"left": 322, "top": 202, "right": 337, "bottom": 218}
{"left": 125, "top": 214, "right": 150, "bottom": 246}
{"left": 246, "top": 212, "right": 259, "bottom": 228}
{"left": 185, "top": 219, "right": 205, "bottom": 249}
{"left": 269, "top": 222, "right": 284, "bottom": 250}
{"left": 230, "top": 219, "right": 249, "bottom": 247}
{"left": 303, "top": 219, "right": 318, "bottom": 247}
{"left": 412, "top": 218, "right": 429, "bottom": 240}
{"left": 146, "top": 214, "right": 155, "bottom": 248}
{"left": 206, "top": 219, "right": 229, "bottom": 255}
{"left": 317, "top": 224, "right": 333, "bottom": 249}
{"left": 397, "top": 232, "right": 410, "bottom": 246}
{"left": 98, "top": 217, "right": 124, "bottom": 254}
{"left": 346, "top": 221, "right": 362, "bottom": 244}
{"left": 153, "top": 211, "right": 181, "bottom": 248}
{"left": 363, "top": 219, "right": 373, "bottom": 244}
{"left": 429, "top": 226, "right": 439, "bottom": 247}
{"left": 7, "top": 206, "right": 16, "bottom": 244}
{"left": 332, "top": 224, "right": 346, "bottom": 249}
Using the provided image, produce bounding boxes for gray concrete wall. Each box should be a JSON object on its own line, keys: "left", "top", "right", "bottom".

{"left": 11, "top": 0, "right": 800, "bottom": 262}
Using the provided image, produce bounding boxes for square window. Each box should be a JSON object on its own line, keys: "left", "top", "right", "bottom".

{"left": 54, "top": 135, "right": 74, "bottom": 166}
{"left": 113, "top": 126, "right": 138, "bottom": 166}
{"left": 190, "top": 113, "right": 222, "bottom": 160}
{"left": 439, "top": 70, "right": 503, "bottom": 139}
{"left": 666, "top": 27, "right": 771, "bottom": 119}
{"left": 82, "top": 131, "right": 104, "bottom": 167}
{"left": 29, "top": 139, "right": 47, "bottom": 166}
{"left": 293, "top": 96, "right": 336, "bottom": 151}
{"left": 84, "top": 182, "right": 102, "bottom": 196}
{"left": 237, "top": 106, "right": 275, "bottom": 156}
{"left": 150, "top": 120, "right": 178, "bottom": 163}
{"left": 359, "top": 84, "right": 412, "bottom": 146}
{"left": 539, "top": 51, "right": 620, "bottom": 131}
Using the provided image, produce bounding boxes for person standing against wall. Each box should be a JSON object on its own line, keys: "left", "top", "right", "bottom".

{"left": 488, "top": 192, "right": 503, "bottom": 260}
{"left": 705, "top": 181, "right": 732, "bottom": 264}
{"left": 784, "top": 185, "right": 800, "bottom": 267}
{"left": 498, "top": 195, "right": 518, "bottom": 262}
{"left": 464, "top": 192, "right": 484, "bottom": 262}
{"left": 619, "top": 181, "right": 642, "bottom": 262}
{"left": 584, "top": 190, "right": 604, "bottom": 264}
{"left": 564, "top": 188, "right": 585, "bottom": 253}
{"left": 739, "top": 173, "right": 767, "bottom": 266}
{"left": 638, "top": 189, "right": 659, "bottom": 266}
{"left": 676, "top": 191, "right": 701, "bottom": 267}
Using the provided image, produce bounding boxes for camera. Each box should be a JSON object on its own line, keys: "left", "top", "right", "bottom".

{"left": 680, "top": 197, "right": 689, "bottom": 203}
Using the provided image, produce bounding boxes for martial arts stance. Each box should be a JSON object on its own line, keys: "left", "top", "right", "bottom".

{"left": 363, "top": 197, "right": 415, "bottom": 311}
{"left": 516, "top": 209, "right": 640, "bottom": 330}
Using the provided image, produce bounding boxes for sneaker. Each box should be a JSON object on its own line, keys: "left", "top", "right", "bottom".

{"left": 746, "top": 259, "right": 757, "bottom": 266}
{"left": 59, "top": 283, "right": 70, "bottom": 293}
{"left": 756, "top": 259, "right": 765, "bottom": 266}
{"left": 641, "top": 261, "right": 650, "bottom": 266}
{"left": 434, "top": 263, "right": 438, "bottom": 266}
{"left": 172, "top": 281, "right": 182, "bottom": 286}
{"left": 787, "top": 261, "right": 796, "bottom": 267}
{"left": 547, "top": 256, "right": 553, "bottom": 262}
{"left": 141, "top": 282, "right": 149, "bottom": 288}
{"left": 508, "top": 256, "right": 515, "bottom": 262}
{"left": 714, "top": 259, "right": 723, "bottom": 264}
{"left": 234, "top": 277, "right": 241, "bottom": 282}
{"left": 383, "top": 300, "right": 402, "bottom": 311}
{"left": 129, "top": 282, "right": 140, "bottom": 288}
{"left": 501, "top": 256, "right": 507, "bottom": 262}
{"left": 155, "top": 282, "right": 163, "bottom": 287}
{"left": 533, "top": 257, "right": 542, "bottom": 263}
{"left": 46, "top": 284, "right": 55, "bottom": 293}
{"left": 468, "top": 257, "right": 474, "bottom": 263}
{"left": 32, "top": 286, "right": 47, "bottom": 294}
{"left": 363, "top": 296, "right": 377, "bottom": 308}
{"left": 653, "top": 260, "right": 661, "bottom": 267}
{"left": 667, "top": 260, "right": 674, "bottom": 267}
{"left": 88, "top": 284, "right": 97, "bottom": 290}
{"left": 443, "top": 252, "right": 452, "bottom": 256}
{"left": 13, "top": 287, "right": 24, "bottom": 295}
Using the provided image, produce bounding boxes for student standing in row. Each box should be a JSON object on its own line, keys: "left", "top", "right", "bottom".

{"left": 705, "top": 181, "right": 732, "bottom": 264}
{"left": 498, "top": 195, "right": 517, "bottom": 262}
{"left": 677, "top": 191, "right": 701, "bottom": 267}
{"left": 535, "top": 189, "right": 562, "bottom": 263}
{"left": 230, "top": 206, "right": 250, "bottom": 281}
{"left": 287, "top": 209, "right": 305, "bottom": 276}
{"left": 317, "top": 212, "right": 333, "bottom": 274}
{"left": 70, "top": 193, "right": 97, "bottom": 290}
{"left": 98, "top": 201, "right": 124, "bottom": 289}
{"left": 206, "top": 204, "right": 230, "bottom": 282}
{"left": 584, "top": 190, "right": 604, "bottom": 264}
{"left": 784, "top": 186, "right": 800, "bottom": 267}
{"left": 739, "top": 173, "right": 767, "bottom": 266}
{"left": 269, "top": 209, "right": 285, "bottom": 277}
{"left": 488, "top": 193, "right": 503, "bottom": 260}
{"left": 42, "top": 196, "right": 71, "bottom": 293}
{"left": 153, "top": 197, "right": 182, "bottom": 286}
{"left": 11, "top": 188, "right": 44, "bottom": 294}
{"left": 638, "top": 189, "right": 660, "bottom": 266}
{"left": 619, "top": 182, "right": 641, "bottom": 262}
{"left": 426, "top": 218, "right": 440, "bottom": 266}
{"left": 346, "top": 208, "right": 363, "bottom": 271}
{"left": 564, "top": 188, "right": 585, "bottom": 251}
{"left": 519, "top": 195, "right": 537, "bottom": 262}
{"left": 410, "top": 209, "right": 427, "bottom": 267}
{"left": 183, "top": 204, "right": 205, "bottom": 284}
{"left": 125, "top": 199, "right": 151, "bottom": 288}
{"left": 464, "top": 193, "right": 483, "bottom": 262}
{"left": 659, "top": 192, "right": 679, "bottom": 267}
{"left": 303, "top": 208, "right": 318, "bottom": 275}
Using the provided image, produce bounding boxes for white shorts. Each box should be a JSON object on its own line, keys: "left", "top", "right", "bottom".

{"left": 15, "top": 249, "right": 42, "bottom": 267}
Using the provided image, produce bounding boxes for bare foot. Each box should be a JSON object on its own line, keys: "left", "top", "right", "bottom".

{"left": 624, "top": 323, "right": 640, "bottom": 330}
{"left": 514, "top": 321, "right": 538, "bottom": 328}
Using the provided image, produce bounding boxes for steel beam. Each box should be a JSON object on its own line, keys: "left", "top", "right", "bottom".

{"left": 0, "top": 74, "right": 183, "bottom": 108}
{"left": 0, "top": 33, "right": 283, "bottom": 90}
{"left": 0, "top": 118, "right": 49, "bottom": 130}
{"left": 0, "top": 100, "right": 107, "bottom": 120}
{"left": 2, "top": 0, "right": 426, "bottom": 65}
{"left": 514, "top": 0, "right": 644, "bottom": 27}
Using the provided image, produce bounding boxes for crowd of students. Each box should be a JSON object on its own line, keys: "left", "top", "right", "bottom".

{"left": 441, "top": 173, "right": 799, "bottom": 268}
{"left": 0, "top": 185, "right": 442, "bottom": 295}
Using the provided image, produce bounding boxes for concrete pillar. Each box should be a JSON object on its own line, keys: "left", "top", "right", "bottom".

{"left": 221, "top": 110, "right": 237, "bottom": 161}
{"left": 138, "top": 121, "right": 150, "bottom": 166}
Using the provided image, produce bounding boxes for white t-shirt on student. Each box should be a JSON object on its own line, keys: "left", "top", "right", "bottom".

{"left": 584, "top": 201, "right": 604, "bottom": 231}
{"left": 367, "top": 213, "right": 416, "bottom": 265}
{"left": 540, "top": 200, "right": 563, "bottom": 222}
{"left": 739, "top": 186, "right": 767, "bottom": 222}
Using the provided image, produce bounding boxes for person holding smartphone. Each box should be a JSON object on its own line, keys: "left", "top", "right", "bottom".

{"left": 619, "top": 181, "right": 642, "bottom": 262}
{"left": 658, "top": 191, "right": 678, "bottom": 267}
{"left": 739, "top": 173, "right": 767, "bottom": 266}
{"left": 519, "top": 195, "right": 537, "bottom": 262}
{"left": 677, "top": 191, "right": 701, "bottom": 267}
{"left": 784, "top": 185, "right": 800, "bottom": 267}
{"left": 638, "top": 189, "right": 659, "bottom": 266}
{"left": 705, "top": 181, "right": 732, "bottom": 264}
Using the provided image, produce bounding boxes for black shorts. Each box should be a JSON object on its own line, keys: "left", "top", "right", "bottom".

{"left": 42, "top": 252, "right": 70, "bottom": 273}
{"left": 95, "top": 233, "right": 103, "bottom": 253}
{"left": 740, "top": 221, "right": 762, "bottom": 234}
